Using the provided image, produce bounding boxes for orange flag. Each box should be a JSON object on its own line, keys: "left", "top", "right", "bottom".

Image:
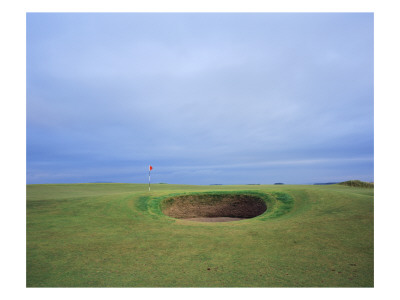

{"left": 149, "top": 165, "right": 153, "bottom": 171}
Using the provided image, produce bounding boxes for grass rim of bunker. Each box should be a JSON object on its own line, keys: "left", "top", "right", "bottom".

{"left": 160, "top": 191, "right": 267, "bottom": 222}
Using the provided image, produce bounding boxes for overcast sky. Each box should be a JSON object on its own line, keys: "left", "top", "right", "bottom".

{"left": 26, "top": 13, "right": 373, "bottom": 185}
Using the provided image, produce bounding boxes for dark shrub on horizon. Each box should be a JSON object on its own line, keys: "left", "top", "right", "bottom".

{"left": 338, "top": 180, "right": 374, "bottom": 188}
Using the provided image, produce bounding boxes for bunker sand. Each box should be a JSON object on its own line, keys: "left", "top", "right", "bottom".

{"left": 183, "top": 217, "right": 249, "bottom": 222}
{"left": 162, "top": 193, "right": 267, "bottom": 222}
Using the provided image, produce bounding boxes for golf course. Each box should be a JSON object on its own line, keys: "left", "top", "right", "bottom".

{"left": 26, "top": 182, "right": 373, "bottom": 287}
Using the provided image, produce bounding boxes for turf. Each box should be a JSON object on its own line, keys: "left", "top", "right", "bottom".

{"left": 338, "top": 180, "right": 374, "bottom": 188}
{"left": 26, "top": 183, "right": 373, "bottom": 287}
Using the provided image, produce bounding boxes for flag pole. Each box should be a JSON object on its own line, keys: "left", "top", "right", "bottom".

{"left": 148, "top": 165, "right": 153, "bottom": 191}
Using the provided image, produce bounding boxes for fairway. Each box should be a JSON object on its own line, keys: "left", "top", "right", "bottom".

{"left": 26, "top": 183, "right": 373, "bottom": 287}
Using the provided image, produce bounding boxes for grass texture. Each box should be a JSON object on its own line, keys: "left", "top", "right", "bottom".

{"left": 26, "top": 183, "right": 373, "bottom": 287}
{"left": 338, "top": 180, "right": 374, "bottom": 188}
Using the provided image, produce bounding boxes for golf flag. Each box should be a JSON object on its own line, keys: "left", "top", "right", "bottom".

{"left": 148, "top": 165, "right": 152, "bottom": 191}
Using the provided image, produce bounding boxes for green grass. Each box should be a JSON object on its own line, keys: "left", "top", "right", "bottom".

{"left": 339, "top": 180, "right": 374, "bottom": 188}
{"left": 26, "top": 183, "right": 373, "bottom": 287}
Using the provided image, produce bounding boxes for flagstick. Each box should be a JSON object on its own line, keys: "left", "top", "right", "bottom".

{"left": 149, "top": 170, "right": 151, "bottom": 191}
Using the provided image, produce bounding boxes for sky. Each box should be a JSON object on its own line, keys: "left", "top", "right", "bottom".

{"left": 26, "top": 13, "right": 374, "bottom": 185}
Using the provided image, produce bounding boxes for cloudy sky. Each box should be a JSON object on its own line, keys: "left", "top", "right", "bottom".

{"left": 26, "top": 13, "right": 373, "bottom": 185}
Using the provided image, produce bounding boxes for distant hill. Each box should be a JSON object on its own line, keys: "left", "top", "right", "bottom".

{"left": 338, "top": 180, "right": 374, "bottom": 188}
{"left": 313, "top": 182, "right": 339, "bottom": 185}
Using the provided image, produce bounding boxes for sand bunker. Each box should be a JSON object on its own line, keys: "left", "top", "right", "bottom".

{"left": 161, "top": 193, "right": 267, "bottom": 222}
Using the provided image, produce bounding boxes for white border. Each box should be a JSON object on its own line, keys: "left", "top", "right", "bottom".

{"left": 1, "top": 0, "right": 399, "bottom": 299}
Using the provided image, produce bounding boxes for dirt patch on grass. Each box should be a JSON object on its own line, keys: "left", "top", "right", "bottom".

{"left": 162, "top": 193, "right": 267, "bottom": 222}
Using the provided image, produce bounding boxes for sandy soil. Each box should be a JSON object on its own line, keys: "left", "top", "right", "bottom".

{"left": 163, "top": 194, "right": 267, "bottom": 220}
{"left": 182, "top": 217, "right": 248, "bottom": 222}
